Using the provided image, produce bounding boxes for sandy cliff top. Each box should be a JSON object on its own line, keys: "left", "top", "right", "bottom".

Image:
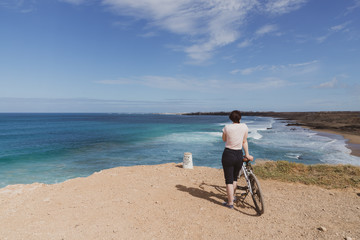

{"left": 0, "top": 163, "right": 359, "bottom": 239}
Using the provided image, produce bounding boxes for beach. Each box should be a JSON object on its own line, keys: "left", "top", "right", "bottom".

{"left": 1, "top": 163, "right": 359, "bottom": 240}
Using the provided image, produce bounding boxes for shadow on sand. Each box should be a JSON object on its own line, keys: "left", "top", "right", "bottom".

{"left": 176, "top": 182, "right": 260, "bottom": 216}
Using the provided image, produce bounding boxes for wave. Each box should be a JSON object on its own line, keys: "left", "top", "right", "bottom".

{"left": 156, "top": 131, "right": 221, "bottom": 144}
{"left": 248, "top": 130, "right": 263, "bottom": 140}
{"left": 247, "top": 122, "right": 273, "bottom": 140}
{"left": 216, "top": 122, "right": 230, "bottom": 126}
{"left": 285, "top": 153, "right": 302, "bottom": 160}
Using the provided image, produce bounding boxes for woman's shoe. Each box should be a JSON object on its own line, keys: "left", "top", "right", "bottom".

{"left": 222, "top": 202, "right": 234, "bottom": 209}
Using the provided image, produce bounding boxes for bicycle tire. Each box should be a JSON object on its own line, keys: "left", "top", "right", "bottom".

{"left": 248, "top": 173, "right": 265, "bottom": 215}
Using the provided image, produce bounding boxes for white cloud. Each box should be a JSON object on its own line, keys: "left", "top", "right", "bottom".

{"left": 346, "top": 0, "right": 360, "bottom": 14}
{"left": 96, "top": 74, "right": 288, "bottom": 91}
{"left": 0, "top": 0, "right": 36, "bottom": 12}
{"left": 0, "top": 97, "right": 215, "bottom": 113}
{"left": 330, "top": 22, "right": 351, "bottom": 32}
{"left": 0, "top": 0, "right": 23, "bottom": 8}
{"left": 232, "top": 77, "right": 287, "bottom": 90}
{"left": 288, "top": 60, "right": 318, "bottom": 67}
{"left": 237, "top": 39, "right": 252, "bottom": 48}
{"left": 230, "top": 69, "right": 241, "bottom": 75}
{"left": 313, "top": 77, "right": 338, "bottom": 89}
{"left": 100, "top": 0, "right": 308, "bottom": 63}
{"left": 240, "top": 65, "right": 265, "bottom": 75}
{"left": 255, "top": 24, "right": 278, "bottom": 36}
{"left": 237, "top": 24, "right": 279, "bottom": 49}
{"left": 263, "top": 0, "right": 308, "bottom": 15}
{"left": 317, "top": 21, "right": 351, "bottom": 43}
{"left": 55, "top": 0, "right": 309, "bottom": 63}
{"left": 60, "top": 0, "right": 86, "bottom": 5}
{"left": 231, "top": 60, "right": 318, "bottom": 76}
{"left": 96, "top": 75, "right": 209, "bottom": 90}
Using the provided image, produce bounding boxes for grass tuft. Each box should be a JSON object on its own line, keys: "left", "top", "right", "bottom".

{"left": 253, "top": 161, "right": 360, "bottom": 189}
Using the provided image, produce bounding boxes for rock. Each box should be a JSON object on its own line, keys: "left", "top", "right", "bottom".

{"left": 345, "top": 237, "right": 352, "bottom": 240}
{"left": 317, "top": 226, "right": 327, "bottom": 232}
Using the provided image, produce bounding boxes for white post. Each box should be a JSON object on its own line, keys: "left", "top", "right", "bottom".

{"left": 183, "top": 152, "right": 193, "bottom": 169}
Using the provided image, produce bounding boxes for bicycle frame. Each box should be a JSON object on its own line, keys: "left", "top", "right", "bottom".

{"left": 242, "top": 162, "right": 254, "bottom": 195}
{"left": 237, "top": 160, "right": 265, "bottom": 215}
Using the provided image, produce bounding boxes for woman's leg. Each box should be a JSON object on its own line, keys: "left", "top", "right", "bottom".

{"left": 232, "top": 150, "right": 243, "bottom": 200}
{"left": 226, "top": 184, "right": 234, "bottom": 205}
{"left": 222, "top": 148, "right": 236, "bottom": 206}
{"left": 233, "top": 181, "right": 237, "bottom": 197}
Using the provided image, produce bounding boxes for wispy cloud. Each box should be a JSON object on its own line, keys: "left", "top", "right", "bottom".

{"left": 313, "top": 77, "right": 338, "bottom": 89}
{"left": 98, "top": 0, "right": 308, "bottom": 63}
{"left": 56, "top": 0, "right": 309, "bottom": 63}
{"left": 138, "top": 31, "right": 157, "bottom": 38}
{"left": 234, "top": 77, "right": 287, "bottom": 90}
{"left": 255, "top": 24, "right": 278, "bottom": 36}
{"left": 231, "top": 60, "right": 318, "bottom": 75}
{"left": 330, "top": 22, "right": 351, "bottom": 32}
{"left": 263, "top": 0, "right": 308, "bottom": 15}
{"left": 237, "top": 23, "right": 280, "bottom": 49}
{"left": 0, "top": 0, "right": 36, "bottom": 13}
{"left": 345, "top": 0, "right": 360, "bottom": 15}
{"left": 317, "top": 21, "right": 351, "bottom": 43}
{"left": 59, "top": 0, "right": 86, "bottom": 5}
{"left": 237, "top": 39, "right": 252, "bottom": 48}
{"left": 240, "top": 65, "right": 266, "bottom": 75}
{"left": 96, "top": 76, "right": 208, "bottom": 90}
{"left": 288, "top": 60, "right": 318, "bottom": 67}
{"left": 96, "top": 74, "right": 288, "bottom": 91}
{"left": 0, "top": 97, "right": 218, "bottom": 113}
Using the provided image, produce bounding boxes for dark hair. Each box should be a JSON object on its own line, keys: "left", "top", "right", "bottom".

{"left": 229, "top": 110, "right": 241, "bottom": 123}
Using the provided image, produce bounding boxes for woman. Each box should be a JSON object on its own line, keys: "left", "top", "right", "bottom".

{"left": 221, "top": 110, "right": 253, "bottom": 209}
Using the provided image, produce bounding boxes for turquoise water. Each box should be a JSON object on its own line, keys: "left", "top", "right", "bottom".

{"left": 0, "top": 113, "right": 359, "bottom": 188}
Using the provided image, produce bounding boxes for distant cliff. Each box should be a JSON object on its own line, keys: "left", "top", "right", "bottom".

{"left": 183, "top": 111, "right": 360, "bottom": 135}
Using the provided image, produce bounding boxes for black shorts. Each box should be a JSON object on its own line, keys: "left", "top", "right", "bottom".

{"left": 222, "top": 148, "right": 243, "bottom": 185}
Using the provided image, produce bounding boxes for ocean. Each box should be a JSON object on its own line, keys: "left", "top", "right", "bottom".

{"left": 0, "top": 113, "right": 359, "bottom": 188}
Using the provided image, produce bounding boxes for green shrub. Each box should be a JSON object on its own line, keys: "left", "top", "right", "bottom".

{"left": 253, "top": 160, "right": 360, "bottom": 189}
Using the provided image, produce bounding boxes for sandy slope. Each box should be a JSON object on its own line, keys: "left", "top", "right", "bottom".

{"left": 0, "top": 163, "right": 359, "bottom": 240}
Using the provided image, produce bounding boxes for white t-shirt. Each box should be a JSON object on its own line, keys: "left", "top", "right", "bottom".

{"left": 222, "top": 123, "right": 248, "bottom": 150}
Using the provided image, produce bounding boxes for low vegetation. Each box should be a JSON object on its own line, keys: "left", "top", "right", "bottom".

{"left": 253, "top": 160, "right": 360, "bottom": 189}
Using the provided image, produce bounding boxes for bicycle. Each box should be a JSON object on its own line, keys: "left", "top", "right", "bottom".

{"left": 236, "top": 157, "right": 265, "bottom": 215}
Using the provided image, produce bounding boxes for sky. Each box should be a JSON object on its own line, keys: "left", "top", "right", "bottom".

{"left": 0, "top": 0, "right": 359, "bottom": 113}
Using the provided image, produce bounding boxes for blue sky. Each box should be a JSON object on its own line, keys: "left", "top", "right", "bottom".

{"left": 0, "top": 0, "right": 359, "bottom": 113}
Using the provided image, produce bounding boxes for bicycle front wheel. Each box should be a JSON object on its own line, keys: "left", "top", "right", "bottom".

{"left": 248, "top": 173, "right": 265, "bottom": 215}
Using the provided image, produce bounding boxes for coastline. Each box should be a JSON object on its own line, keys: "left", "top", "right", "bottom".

{"left": 303, "top": 127, "right": 360, "bottom": 157}
{"left": 0, "top": 163, "right": 359, "bottom": 239}
{"left": 184, "top": 111, "right": 360, "bottom": 158}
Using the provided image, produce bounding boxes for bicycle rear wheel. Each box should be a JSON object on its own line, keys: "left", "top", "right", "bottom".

{"left": 248, "top": 173, "right": 264, "bottom": 215}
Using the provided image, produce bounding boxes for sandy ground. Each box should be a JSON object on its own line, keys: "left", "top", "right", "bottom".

{"left": 0, "top": 163, "right": 359, "bottom": 240}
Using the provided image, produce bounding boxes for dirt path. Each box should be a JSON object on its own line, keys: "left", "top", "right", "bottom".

{"left": 0, "top": 163, "right": 359, "bottom": 239}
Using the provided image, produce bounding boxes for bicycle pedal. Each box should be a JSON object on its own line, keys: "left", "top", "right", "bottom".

{"left": 237, "top": 186, "right": 248, "bottom": 190}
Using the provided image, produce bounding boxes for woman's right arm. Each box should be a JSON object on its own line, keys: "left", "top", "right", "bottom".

{"left": 222, "top": 132, "right": 226, "bottom": 142}
{"left": 222, "top": 126, "right": 226, "bottom": 142}
{"left": 243, "top": 131, "right": 251, "bottom": 158}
